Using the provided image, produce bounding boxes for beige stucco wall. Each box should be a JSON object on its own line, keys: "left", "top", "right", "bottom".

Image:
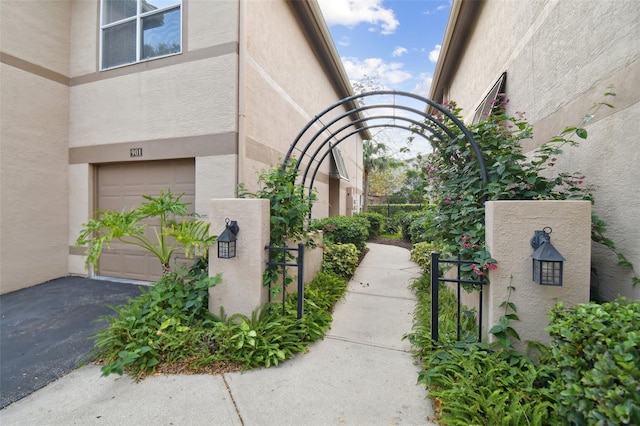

{"left": 440, "top": 0, "right": 640, "bottom": 300}
{"left": 209, "top": 198, "right": 271, "bottom": 317}
{"left": 242, "top": 0, "right": 364, "bottom": 218}
{"left": 1, "top": 0, "right": 71, "bottom": 76}
{"left": 66, "top": 0, "right": 241, "bottom": 278}
{"left": 69, "top": 57, "right": 238, "bottom": 146}
{"left": 0, "top": 1, "right": 71, "bottom": 293}
{"left": 485, "top": 201, "right": 591, "bottom": 348}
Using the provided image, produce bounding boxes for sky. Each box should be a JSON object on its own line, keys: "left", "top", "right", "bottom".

{"left": 317, "top": 0, "right": 451, "bottom": 97}
{"left": 316, "top": 0, "right": 452, "bottom": 157}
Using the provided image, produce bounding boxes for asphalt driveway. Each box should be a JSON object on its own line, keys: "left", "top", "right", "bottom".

{"left": 0, "top": 276, "right": 143, "bottom": 409}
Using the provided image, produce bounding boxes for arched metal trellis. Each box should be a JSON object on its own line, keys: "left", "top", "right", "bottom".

{"left": 283, "top": 90, "right": 487, "bottom": 216}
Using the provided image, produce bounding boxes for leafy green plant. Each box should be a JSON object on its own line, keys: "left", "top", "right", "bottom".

{"left": 239, "top": 160, "right": 317, "bottom": 294}
{"left": 547, "top": 300, "right": 640, "bottom": 425}
{"left": 406, "top": 273, "right": 559, "bottom": 425}
{"left": 322, "top": 243, "right": 359, "bottom": 278}
{"left": 355, "top": 212, "right": 385, "bottom": 238}
{"left": 76, "top": 189, "right": 216, "bottom": 275}
{"left": 488, "top": 283, "right": 521, "bottom": 349}
{"left": 420, "top": 342, "right": 559, "bottom": 426}
{"left": 93, "top": 264, "right": 222, "bottom": 377}
{"left": 312, "top": 215, "right": 369, "bottom": 251}
{"left": 421, "top": 93, "right": 637, "bottom": 286}
{"left": 209, "top": 272, "right": 348, "bottom": 369}
{"left": 410, "top": 241, "right": 443, "bottom": 273}
{"left": 94, "top": 268, "right": 349, "bottom": 376}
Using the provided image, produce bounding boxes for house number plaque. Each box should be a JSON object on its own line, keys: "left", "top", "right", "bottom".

{"left": 130, "top": 148, "right": 143, "bottom": 157}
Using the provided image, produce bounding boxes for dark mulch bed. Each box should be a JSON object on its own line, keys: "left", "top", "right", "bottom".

{"left": 368, "top": 236, "right": 413, "bottom": 250}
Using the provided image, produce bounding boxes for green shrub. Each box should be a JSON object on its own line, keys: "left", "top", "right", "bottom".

{"left": 406, "top": 209, "right": 437, "bottom": 244}
{"left": 410, "top": 241, "right": 443, "bottom": 273}
{"left": 210, "top": 272, "right": 348, "bottom": 368}
{"left": 94, "top": 265, "right": 222, "bottom": 376}
{"left": 322, "top": 243, "right": 359, "bottom": 278}
{"left": 312, "top": 215, "right": 369, "bottom": 251}
{"left": 95, "top": 265, "right": 349, "bottom": 376}
{"left": 547, "top": 300, "right": 640, "bottom": 425}
{"left": 406, "top": 271, "right": 558, "bottom": 425}
{"left": 421, "top": 343, "right": 559, "bottom": 426}
{"left": 356, "top": 212, "right": 385, "bottom": 238}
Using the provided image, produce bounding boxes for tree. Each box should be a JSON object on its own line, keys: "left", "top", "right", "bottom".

{"left": 363, "top": 140, "right": 398, "bottom": 210}
{"left": 76, "top": 189, "right": 216, "bottom": 275}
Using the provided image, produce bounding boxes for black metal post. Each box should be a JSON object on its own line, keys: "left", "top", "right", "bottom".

{"left": 478, "top": 285, "right": 484, "bottom": 342}
{"left": 457, "top": 254, "right": 462, "bottom": 341}
{"left": 297, "top": 243, "right": 305, "bottom": 319}
{"left": 282, "top": 246, "right": 287, "bottom": 316}
{"left": 431, "top": 252, "right": 440, "bottom": 344}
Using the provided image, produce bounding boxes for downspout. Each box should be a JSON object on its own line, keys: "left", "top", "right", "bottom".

{"left": 236, "top": 0, "right": 247, "bottom": 194}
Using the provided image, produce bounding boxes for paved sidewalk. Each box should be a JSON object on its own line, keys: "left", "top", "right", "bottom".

{"left": 0, "top": 243, "right": 436, "bottom": 425}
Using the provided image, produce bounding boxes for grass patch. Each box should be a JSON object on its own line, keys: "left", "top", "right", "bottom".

{"left": 380, "top": 232, "right": 403, "bottom": 239}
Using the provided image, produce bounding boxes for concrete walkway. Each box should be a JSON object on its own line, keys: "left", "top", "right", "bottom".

{"left": 0, "top": 243, "right": 436, "bottom": 425}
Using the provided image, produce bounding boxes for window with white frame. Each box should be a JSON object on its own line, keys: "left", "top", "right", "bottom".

{"left": 100, "top": 0, "right": 182, "bottom": 70}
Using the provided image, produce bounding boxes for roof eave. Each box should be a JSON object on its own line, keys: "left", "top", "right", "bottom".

{"left": 429, "top": 0, "right": 483, "bottom": 104}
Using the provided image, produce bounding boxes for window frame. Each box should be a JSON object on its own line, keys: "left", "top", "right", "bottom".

{"left": 99, "top": 0, "right": 183, "bottom": 71}
{"left": 471, "top": 72, "right": 507, "bottom": 124}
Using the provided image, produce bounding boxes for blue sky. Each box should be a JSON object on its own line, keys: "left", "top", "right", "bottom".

{"left": 317, "top": 0, "right": 451, "bottom": 97}
{"left": 316, "top": 0, "right": 452, "bottom": 157}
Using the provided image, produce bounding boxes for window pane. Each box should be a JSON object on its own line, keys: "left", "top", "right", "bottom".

{"left": 142, "top": 0, "right": 180, "bottom": 13}
{"left": 102, "top": 0, "right": 137, "bottom": 25}
{"left": 141, "top": 8, "right": 181, "bottom": 60}
{"left": 102, "top": 21, "right": 136, "bottom": 69}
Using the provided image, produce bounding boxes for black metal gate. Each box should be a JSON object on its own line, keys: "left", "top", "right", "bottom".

{"left": 431, "top": 252, "right": 487, "bottom": 344}
{"left": 265, "top": 243, "right": 305, "bottom": 319}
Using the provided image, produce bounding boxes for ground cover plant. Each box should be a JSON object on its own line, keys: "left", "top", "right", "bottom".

{"left": 93, "top": 267, "right": 349, "bottom": 378}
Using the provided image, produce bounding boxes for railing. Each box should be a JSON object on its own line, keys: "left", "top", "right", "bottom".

{"left": 265, "top": 243, "right": 305, "bottom": 319}
{"left": 431, "top": 252, "right": 487, "bottom": 343}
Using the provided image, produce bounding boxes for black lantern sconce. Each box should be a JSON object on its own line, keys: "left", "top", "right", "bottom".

{"left": 530, "top": 227, "right": 565, "bottom": 286}
{"left": 217, "top": 218, "right": 239, "bottom": 259}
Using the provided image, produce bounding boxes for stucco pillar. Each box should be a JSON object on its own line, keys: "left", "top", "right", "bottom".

{"left": 485, "top": 200, "right": 591, "bottom": 348}
{"left": 208, "top": 198, "right": 270, "bottom": 317}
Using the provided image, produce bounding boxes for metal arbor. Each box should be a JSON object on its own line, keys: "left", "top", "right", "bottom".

{"left": 282, "top": 90, "right": 488, "bottom": 212}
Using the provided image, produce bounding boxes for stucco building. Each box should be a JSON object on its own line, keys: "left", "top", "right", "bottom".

{"left": 431, "top": 0, "right": 640, "bottom": 301}
{"left": 0, "top": 0, "right": 367, "bottom": 293}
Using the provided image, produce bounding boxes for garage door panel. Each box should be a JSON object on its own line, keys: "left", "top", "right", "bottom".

{"left": 96, "top": 159, "right": 196, "bottom": 282}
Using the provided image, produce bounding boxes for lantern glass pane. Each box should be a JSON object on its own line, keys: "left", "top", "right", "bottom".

{"left": 218, "top": 241, "right": 236, "bottom": 259}
{"left": 534, "top": 260, "right": 562, "bottom": 286}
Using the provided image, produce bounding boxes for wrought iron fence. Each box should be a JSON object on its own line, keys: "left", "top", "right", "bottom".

{"left": 265, "top": 243, "right": 305, "bottom": 319}
{"left": 431, "top": 252, "right": 487, "bottom": 343}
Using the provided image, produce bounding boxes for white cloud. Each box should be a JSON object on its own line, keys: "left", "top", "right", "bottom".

{"left": 412, "top": 73, "right": 433, "bottom": 97}
{"left": 424, "top": 2, "right": 452, "bottom": 15}
{"left": 392, "top": 46, "right": 408, "bottom": 57}
{"left": 317, "top": 0, "right": 399, "bottom": 35}
{"left": 341, "top": 56, "right": 412, "bottom": 86}
{"left": 337, "top": 36, "right": 350, "bottom": 47}
{"left": 429, "top": 44, "right": 441, "bottom": 63}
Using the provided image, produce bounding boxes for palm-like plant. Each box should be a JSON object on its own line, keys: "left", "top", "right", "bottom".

{"left": 76, "top": 190, "right": 216, "bottom": 275}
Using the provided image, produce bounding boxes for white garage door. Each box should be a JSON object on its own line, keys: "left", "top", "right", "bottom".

{"left": 96, "top": 159, "right": 196, "bottom": 281}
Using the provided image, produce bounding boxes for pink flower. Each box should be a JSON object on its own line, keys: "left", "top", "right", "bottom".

{"left": 485, "top": 263, "right": 498, "bottom": 271}
{"left": 471, "top": 264, "right": 485, "bottom": 276}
